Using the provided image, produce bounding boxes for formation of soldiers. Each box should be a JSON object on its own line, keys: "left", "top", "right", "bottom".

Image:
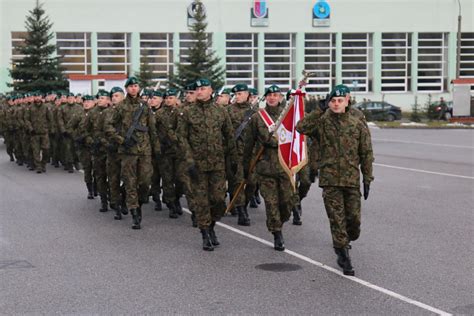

{"left": 0, "top": 79, "right": 373, "bottom": 276}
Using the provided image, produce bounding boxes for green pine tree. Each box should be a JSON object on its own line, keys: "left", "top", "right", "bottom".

{"left": 135, "top": 60, "right": 155, "bottom": 89}
{"left": 8, "top": 2, "right": 67, "bottom": 93}
{"left": 169, "top": 0, "right": 225, "bottom": 90}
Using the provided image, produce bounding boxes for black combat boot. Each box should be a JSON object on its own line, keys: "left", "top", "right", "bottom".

{"left": 209, "top": 221, "right": 220, "bottom": 246}
{"left": 93, "top": 181, "right": 98, "bottom": 197}
{"left": 249, "top": 196, "right": 258, "bottom": 208}
{"left": 334, "top": 247, "right": 355, "bottom": 276}
{"left": 167, "top": 202, "right": 178, "bottom": 219}
{"left": 113, "top": 204, "right": 122, "bottom": 220}
{"left": 99, "top": 194, "right": 108, "bottom": 212}
{"left": 86, "top": 183, "right": 94, "bottom": 199}
{"left": 74, "top": 162, "right": 81, "bottom": 171}
{"left": 200, "top": 229, "right": 214, "bottom": 251}
{"left": 9, "top": 154, "right": 14, "bottom": 162}
{"left": 272, "top": 231, "right": 285, "bottom": 251}
{"left": 36, "top": 169, "right": 42, "bottom": 174}
{"left": 175, "top": 199, "right": 183, "bottom": 216}
{"left": 154, "top": 194, "right": 162, "bottom": 211}
{"left": 237, "top": 206, "right": 250, "bottom": 226}
{"left": 292, "top": 206, "right": 302, "bottom": 225}
{"left": 131, "top": 208, "right": 141, "bottom": 230}
{"left": 254, "top": 192, "right": 261, "bottom": 205}
{"left": 191, "top": 211, "right": 198, "bottom": 227}
{"left": 137, "top": 207, "right": 142, "bottom": 223}
{"left": 17, "top": 159, "right": 24, "bottom": 166}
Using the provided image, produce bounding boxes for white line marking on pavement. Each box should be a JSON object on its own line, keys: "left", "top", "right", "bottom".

{"left": 374, "top": 163, "right": 474, "bottom": 180}
{"left": 373, "top": 138, "right": 474, "bottom": 149}
{"left": 182, "top": 208, "right": 452, "bottom": 316}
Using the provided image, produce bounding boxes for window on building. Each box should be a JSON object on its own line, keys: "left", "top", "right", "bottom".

{"left": 304, "top": 33, "right": 336, "bottom": 94}
{"left": 97, "top": 33, "right": 131, "bottom": 74}
{"left": 264, "top": 33, "right": 296, "bottom": 91}
{"left": 381, "top": 33, "right": 412, "bottom": 93}
{"left": 11, "top": 31, "right": 27, "bottom": 68}
{"left": 341, "top": 33, "right": 373, "bottom": 93}
{"left": 179, "top": 33, "right": 212, "bottom": 64}
{"left": 460, "top": 33, "right": 474, "bottom": 78}
{"left": 140, "top": 33, "right": 174, "bottom": 81}
{"left": 417, "top": 33, "right": 448, "bottom": 92}
{"left": 56, "top": 32, "right": 91, "bottom": 74}
{"left": 225, "top": 33, "right": 258, "bottom": 88}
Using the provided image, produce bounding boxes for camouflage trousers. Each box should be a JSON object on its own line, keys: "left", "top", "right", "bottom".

{"left": 14, "top": 131, "right": 24, "bottom": 161}
{"left": 61, "top": 135, "right": 76, "bottom": 166}
{"left": 22, "top": 131, "right": 32, "bottom": 164}
{"left": 322, "top": 186, "right": 361, "bottom": 248}
{"left": 177, "top": 159, "right": 197, "bottom": 213}
{"left": 258, "top": 172, "right": 294, "bottom": 233}
{"left": 150, "top": 155, "right": 161, "bottom": 201}
{"left": 193, "top": 169, "right": 227, "bottom": 229}
{"left": 78, "top": 146, "right": 93, "bottom": 184}
{"left": 30, "top": 133, "right": 49, "bottom": 170}
{"left": 293, "top": 165, "right": 312, "bottom": 206}
{"left": 121, "top": 154, "right": 152, "bottom": 210}
{"left": 4, "top": 131, "right": 15, "bottom": 158}
{"left": 227, "top": 155, "right": 256, "bottom": 207}
{"left": 92, "top": 153, "right": 108, "bottom": 197}
{"left": 160, "top": 154, "right": 184, "bottom": 205}
{"left": 107, "top": 151, "right": 122, "bottom": 206}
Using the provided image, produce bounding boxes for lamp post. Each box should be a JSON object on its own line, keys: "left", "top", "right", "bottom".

{"left": 456, "top": 0, "right": 462, "bottom": 79}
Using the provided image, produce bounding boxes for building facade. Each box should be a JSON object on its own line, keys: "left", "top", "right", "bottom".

{"left": 0, "top": 0, "right": 473, "bottom": 109}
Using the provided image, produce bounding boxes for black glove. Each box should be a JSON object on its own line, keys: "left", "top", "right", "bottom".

{"left": 62, "top": 131, "right": 69, "bottom": 138}
{"left": 363, "top": 183, "right": 370, "bottom": 200}
{"left": 188, "top": 164, "right": 199, "bottom": 181}
{"left": 309, "top": 168, "right": 318, "bottom": 183}
{"left": 231, "top": 162, "right": 238, "bottom": 175}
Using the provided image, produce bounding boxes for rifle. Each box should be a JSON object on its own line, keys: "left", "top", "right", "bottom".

{"left": 123, "top": 102, "right": 149, "bottom": 150}
{"left": 234, "top": 94, "right": 266, "bottom": 141}
{"left": 225, "top": 70, "right": 316, "bottom": 214}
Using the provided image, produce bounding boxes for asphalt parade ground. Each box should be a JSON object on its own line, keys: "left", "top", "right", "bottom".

{"left": 0, "top": 128, "right": 473, "bottom": 315}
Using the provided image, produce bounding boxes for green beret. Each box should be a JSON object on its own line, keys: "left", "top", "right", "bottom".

{"left": 185, "top": 82, "right": 196, "bottom": 91}
{"left": 164, "top": 88, "right": 178, "bottom": 98}
{"left": 125, "top": 76, "right": 140, "bottom": 87}
{"left": 219, "top": 88, "right": 232, "bottom": 95}
{"left": 249, "top": 88, "right": 258, "bottom": 96}
{"left": 75, "top": 93, "right": 82, "bottom": 97}
{"left": 195, "top": 78, "right": 211, "bottom": 88}
{"left": 152, "top": 90, "right": 163, "bottom": 98}
{"left": 286, "top": 89, "right": 296, "bottom": 101}
{"left": 142, "top": 89, "right": 153, "bottom": 97}
{"left": 232, "top": 83, "right": 249, "bottom": 93}
{"left": 83, "top": 95, "right": 94, "bottom": 101}
{"left": 96, "top": 89, "right": 109, "bottom": 97}
{"left": 67, "top": 92, "right": 75, "bottom": 97}
{"left": 264, "top": 84, "right": 281, "bottom": 96}
{"left": 109, "top": 87, "right": 124, "bottom": 96}
{"left": 329, "top": 84, "right": 351, "bottom": 100}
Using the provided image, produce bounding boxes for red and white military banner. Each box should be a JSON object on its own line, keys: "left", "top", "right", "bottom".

{"left": 258, "top": 89, "right": 308, "bottom": 189}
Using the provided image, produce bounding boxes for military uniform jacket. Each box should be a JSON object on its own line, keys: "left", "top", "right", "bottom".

{"left": 244, "top": 104, "right": 286, "bottom": 177}
{"left": 227, "top": 101, "right": 255, "bottom": 157}
{"left": 67, "top": 108, "right": 87, "bottom": 144}
{"left": 13, "top": 104, "right": 26, "bottom": 131}
{"left": 58, "top": 103, "right": 83, "bottom": 134}
{"left": 297, "top": 110, "right": 374, "bottom": 188}
{"left": 25, "top": 102, "right": 53, "bottom": 134}
{"left": 155, "top": 105, "right": 179, "bottom": 156}
{"left": 4, "top": 105, "right": 16, "bottom": 131}
{"left": 83, "top": 106, "right": 109, "bottom": 155}
{"left": 44, "top": 102, "right": 57, "bottom": 134}
{"left": 104, "top": 94, "right": 158, "bottom": 156}
{"left": 176, "top": 98, "right": 237, "bottom": 172}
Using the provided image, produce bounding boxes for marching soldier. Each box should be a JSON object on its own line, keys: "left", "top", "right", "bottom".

{"left": 176, "top": 78, "right": 239, "bottom": 251}
{"left": 296, "top": 84, "right": 374, "bottom": 276}
{"left": 105, "top": 77, "right": 159, "bottom": 230}
{"left": 227, "top": 83, "right": 255, "bottom": 226}
{"left": 215, "top": 88, "right": 231, "bottom": 107}
{"left": 84, "top": 90, "right": 111, "bottom": 212}
{"left": 148, "top": 90, "right": 164, "bottom": 212}
{"left": 243, "top": 85, "right": 294, "bottom": 251}
{"left": 106, "top": 87, "right": 127, "bottom": 219}
{"left": 3, "top": 96, "right": 17, "bottom": 162}
{"left": 57, "top": 92, "right": 82, "bottom": 173}
{"left": 12, "top": 95, "right": 26, "bottom": 166}
{"left": 24, "top": 92, "right": 53, "bottom": 173}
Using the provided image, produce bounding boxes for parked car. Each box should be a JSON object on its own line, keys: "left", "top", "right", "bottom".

{"left": 355, "top": 101, "right": 402, "bottom": 121}
{"left": 429, "top": 100, "right": 453, "bottom": 120}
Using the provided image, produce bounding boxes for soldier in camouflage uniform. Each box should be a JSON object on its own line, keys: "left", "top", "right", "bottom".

{"left": 243, "top": 85, "right": 294, "bottom": 251}
{"left": 156, "top": 88, "right": 184, "bottom": 219}
{"left": 24, "top": 92, "right": 53, "bottom": 173}
{"left": 105, "top": 77, "right": 159, "bottom": 230}
{"left": 12, "top": 95, "right": 26, "bottom": 166}
{"left": 3, "top": 96, "right": 17, "bottom": 162}
{"left": 215, "top": 88, "right": 231, "bottom": 107}
{"left": 57, "top": 92, "right": 82, "bottom": 173}
{"left": 106, "top": 87, "right": 127, "bottom": 220}
{"left": 68, "top": 95, "right": 95, "bottom": 199}
{"left": 176, "top": 78, "right": 239, "bottom": 251}
{"left": 148, "top": 90, "right": 164, "bottom": 212}
{"left": 227, "top": 83, "right": 256, "bottom": 226}
{"left": 21, "top": 93, "right": 34, "bottom": 170}
{"left": 83, "top": 90, "right": 111, "bottom": 212}
{"left": 296, "top": 84, "right": 374, "bottom": 276}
